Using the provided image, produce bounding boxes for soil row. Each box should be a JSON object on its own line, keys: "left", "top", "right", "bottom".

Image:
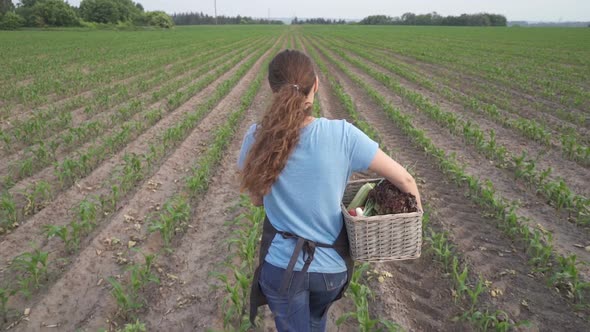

{"left": 304, "top": 35, "right": 589, "bottom": 331}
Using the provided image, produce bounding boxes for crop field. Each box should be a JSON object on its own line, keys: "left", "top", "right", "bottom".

{"left": 0, "top": 25, "right": 588, "bottom": 331}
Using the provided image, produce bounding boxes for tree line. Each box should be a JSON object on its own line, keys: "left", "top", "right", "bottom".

{"left": 0, "top": 0, "right": 174, "bottom": 30}
{"left": 172, "top": 12, "right": 283, "bottom": 25}
{"left": 360, "top": 12, "right": 507, "bottom": 26}
{"left": 291, "top": 17, "right": 346, "bottom": 25}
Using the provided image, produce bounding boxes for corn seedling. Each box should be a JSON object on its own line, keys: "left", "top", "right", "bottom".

{"left": 336, "top": 263, "right": 402, "bottom": 332}
{"left": 0, "top": 192, "right": 18, "bottom": 231}
{"left": 75, "top": 198, "right": 99, "bottom": 232}
{"left": 119, "top": 320, "right": 147, "bottom": 332}
{"left": 107, "top": 277, "right": 143, "bottom": 319}
{"left": 11, "top": 246, "right": 49, "bottom": 298}
{"left": 148, "top": 195, "right": 190, "bottom": 251}
{"left": 109, "top": 253, "right": 160, "bottom": 319}
{"left": 22, "top": 180, "right": 53, "bottom": 215}
{"left": 550, "top": 255, "right": 590, "bottom": 305}
{"left": 0, "top": 286, "right": 15, "bottom": 323}
{"left": 460, "top": 309, "right": 527, "bottom": 332}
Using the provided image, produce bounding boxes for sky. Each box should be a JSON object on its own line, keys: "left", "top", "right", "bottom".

{"left": 65, "top": 0, "right": 590, "bottom": 22}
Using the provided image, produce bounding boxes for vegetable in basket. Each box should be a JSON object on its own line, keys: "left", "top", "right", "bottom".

{"left": 364, "top": 180, "right": 419, "bottom": 217}
{"left": 346, "top": 182, "right": 375, "bottom": 210}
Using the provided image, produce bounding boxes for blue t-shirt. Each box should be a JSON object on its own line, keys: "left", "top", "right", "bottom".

{"left": 237, "top": 118, "right": 379, "bottom": 273}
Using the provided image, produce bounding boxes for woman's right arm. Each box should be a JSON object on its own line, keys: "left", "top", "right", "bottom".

{"left": 368, "top": 149, "right": 423, "bottom": 211}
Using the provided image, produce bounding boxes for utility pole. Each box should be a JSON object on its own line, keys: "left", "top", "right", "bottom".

{"left": 214, "top": 0, "right": 217, "bottom": 25}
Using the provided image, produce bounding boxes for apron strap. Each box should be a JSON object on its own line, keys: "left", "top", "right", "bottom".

{"left": 250, "top": 216, "right": 353, "bottom": 326}
{"left": 276, "top": 231, "right": 332, "bottom": 294}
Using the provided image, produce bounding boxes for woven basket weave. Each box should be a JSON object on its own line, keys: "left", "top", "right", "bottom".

{"left": 341, "top": 178, "right": 422, "bottom": 262}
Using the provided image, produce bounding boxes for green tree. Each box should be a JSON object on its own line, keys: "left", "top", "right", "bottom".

{"left": 0, "top": 11, "right": 23, "bottom": 29}
{"left": 32, "top": 0, "right": 79, "bottom": 26}
{"left": 79, "top": 0, "right": 141, "bottom": 24}
{"left": 18, "top": 0, "right": 38, "bottom": 7}
{"left": 0, "top": 0, "right": 14, "bottom": 15}
{"left": 144, "top": 10, "right": 173, "bottom": 28}
{"left": 80, "top": 0, "right": 119, "bottom": 23}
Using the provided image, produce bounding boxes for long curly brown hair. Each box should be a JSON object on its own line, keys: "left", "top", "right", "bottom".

{"left": 240, "top": 49, "right": 317, "bottom": 197}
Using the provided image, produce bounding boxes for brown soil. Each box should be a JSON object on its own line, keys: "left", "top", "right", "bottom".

{"left": 2, "top": 31, "right": 588, "bottom": 332}
{"left": 306, "top": 37, "right": 589, "bottom": 331}
{"left": 0, "top": 45, "right": 250, "bottom": 177}
{"left": 331, "top": 43, "right": 590, "bottom": 198}
{"left": 369, "top": 43, "right": 590, "bottom": 123}
{"left": 310, "top": 38, "right": 590, "bottom": 275}
{"left": 0, "top": 38, "right": 252, "bottom": 135}
{"left": 0, "top": 53, "right": 255, "bottom": 274}
{"left": 300, "top": 37, "right": 469, "bottom": 332}
{"left": 9, "top": 39, "right": 281, "bottom": 332}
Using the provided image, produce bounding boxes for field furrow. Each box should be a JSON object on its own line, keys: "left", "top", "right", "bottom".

{"left": 318, "top": 39, "right": 590, "bottom": 196}
{"left": 0, "top": 42, "right": 268, "bottom": 273}
{"left": 0, "top": 40, "right": 261, "bottom": 187}
{"left": 7, "top": 35, "right": 282, "bottom": 332}
{"left": 309, "top": 37, "right": 590, "bottom": 264}
{"left": 2, "top": 24, "right": 589, "bottom": 332}
{"left": 335, "top": 35, "right": 590, "bottom": 130}
{"left": 305, "top": 34, "right": 589, "bottom": 330}
{"left": 300, "top": 36, "right": 473, "bottom": 331}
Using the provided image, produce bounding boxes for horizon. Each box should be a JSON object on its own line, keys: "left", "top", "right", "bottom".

{"left": 63, "top": 0, "right": 590, "bottom": 22}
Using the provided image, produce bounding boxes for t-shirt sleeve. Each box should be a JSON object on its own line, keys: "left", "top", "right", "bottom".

{"left": 237, "top": 124, "right": 258, "bottom": 170}
{"left": 347, "top": 122, "right": 379, "bottom": 172}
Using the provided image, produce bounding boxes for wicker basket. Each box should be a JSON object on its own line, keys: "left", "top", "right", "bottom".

{"left": 341, "top": 178, "right": 422, "bottom": 262}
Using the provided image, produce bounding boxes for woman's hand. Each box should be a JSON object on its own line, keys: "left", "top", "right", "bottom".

{"left": 368, "top": 149, "right": 423, "bottom": 211}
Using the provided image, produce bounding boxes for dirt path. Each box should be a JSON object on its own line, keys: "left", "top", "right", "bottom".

{"left": 306, "top": 37, "right": 589, "bottom": 331}
{"left": 0, "top": 47, "right": 261, "bottom": 245}
{"left": 0, "top": 44, "right": 254, "bottom": 181}
{"left": 357, "top": 39, "right": 590, "bottom": 122}
{"left": 0, "top": 52, "right": 257, "bottom": 275}
{"left": 309, "top": 38, "right": 590, "bottom": 277}
{"left": 0, "top": 39, "right": 247, "bottom": 133}
{"left": 11, "top": 38, "right": 281, "bottom": 332}
{"left": 133, "top": 69, "right": 274, "bottom": 332}
{"left": 298, "top": 37, "right": 470, "bottom": 331}
{"left": 323, "top": 41, "right": 590, "bottom": 198}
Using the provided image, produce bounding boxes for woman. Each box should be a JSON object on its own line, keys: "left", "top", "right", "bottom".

{"left": 238, "top": 49, "right": 422, "bottom": 332}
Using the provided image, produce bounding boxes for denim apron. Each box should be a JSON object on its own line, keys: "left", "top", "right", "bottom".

{"left": 249, "top": 216, "right": 354, "bottom": 326}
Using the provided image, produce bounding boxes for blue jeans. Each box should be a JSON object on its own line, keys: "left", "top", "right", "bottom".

{"left": 259, "top": 261, "right": 348, "bottom": 332}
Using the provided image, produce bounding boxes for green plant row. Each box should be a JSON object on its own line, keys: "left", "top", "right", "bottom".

{"left": 327, "top": 32, "right": 588, "bottom": 111}
{"left": 0, "top": 245, "right": 49, "bottom": 327}
{"left": 212, "top": 196, "right": 265, "bottom": 331}
{"left": 320, "top": 33, "right": 588, "bottom": 129}
{"left": 336, "top": 262, "right": 403, "bottom": 332}
{"left": 304, "top": 37, "right": 590, "bottom": 309}
{"left": 0, "top": 36, "right": 256, "bottom": 141}
{"left": 1, "top": 38, "right": 265, "bottom": 189}
{"left": 0, "top": 36, "right": 281, "bottom": 329}
{"left": 107, "top": 250, "right": 160, "bottom": 319}
{"left": 108, "top": 39, "right": 282, "bottom": 322}
{"left": 310, "top": 37, "right": 589, "bottom": 225}
{"left": 39, "top": 39, "right": 275, "bottom": 252}
{"left": 313, "top": 34, "right": 590, "bottom": 165}
{"left": 0, "top": 41, "right": 269, "bottom": 234}
{"left": 303, "top": 37, "right": 526, "bottom": 331}
{"left": 0, "top": 37, "right": 261, "bottom": 155}
{"left": 1, "top": 35, "right": 254, "bottom": 107}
